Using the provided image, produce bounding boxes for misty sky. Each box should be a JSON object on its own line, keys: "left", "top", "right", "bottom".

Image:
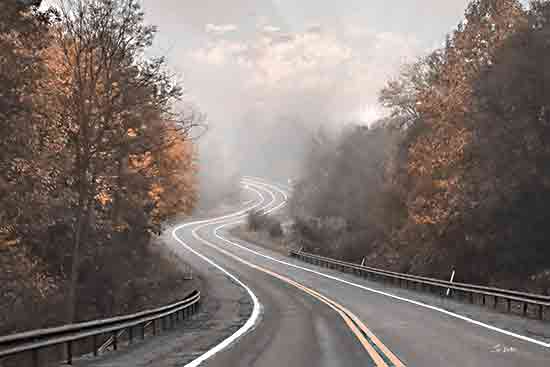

{"left": 39, "top": 0, "right": 530, "bottom": 178}
{"left": 40, "top": 1, "right": 531, "bottom": 127}
{"left": 132, "top": 0, "right": 479, "bottom": 178}
{"left": 139, "top": 0, "right": 474, "bottom": 125}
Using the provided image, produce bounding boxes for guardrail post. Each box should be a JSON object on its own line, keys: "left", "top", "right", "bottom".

{"left": 93, "top": 334, "right": 98, "bottom": 356}
{"left": 112, "top": 332, "right": 118, "bottom": 351}
{"left": 153, "top": 319, "right": 157, "bottom": 335}
{"left": 141, "top": 323, "right": 146, "bottom": 340}
{"left": 32, "top": 348, "right": 39, "bottom": 367}
{"left": 291, "top": 251, "right": 548, "bottom": 322}
{"left": 128, "top": 326, "right": 133, "bottom": 344}
{"left": 67, "top": 341, "right": 73, "bottom": 365}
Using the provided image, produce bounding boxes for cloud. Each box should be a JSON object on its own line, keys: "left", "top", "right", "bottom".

{"left": 205, "top": 23, "right": 238, "bottom": 35}
{"left": 345, "top": 24, "right": 373, "bottom": 38}
{"left": 262, "top": 25, "right": 281, "bottom": 33}
{"left": 190, "top": 40, "right": 247, "bottom": 65}
{"left": 246, "top": 31, "right": 354, "bottom": 88}
{"left": 188, "top": 24, "right": 424, "bottom": 129}
{"left": 305, "top": 24, "right": 323, "bottom": 34}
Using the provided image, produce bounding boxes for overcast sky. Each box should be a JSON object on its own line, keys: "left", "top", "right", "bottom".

{"left": 40, "top": 0, "right": 531, "bottom": 126}
{"left": 138, "top": 0, "right": 476, "bottom": 126}
{"left": 39, "top": 0, "right": 530, "bottom": 179}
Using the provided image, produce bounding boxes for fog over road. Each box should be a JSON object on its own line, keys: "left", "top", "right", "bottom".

{"left": 79, "top": 177, "right": 550, "bottom": 367}
{"left": 171, "top": 177, "right": 550, "bottom": 367}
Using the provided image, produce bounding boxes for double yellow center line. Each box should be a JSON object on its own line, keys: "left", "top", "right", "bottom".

{"left": 248, "top": 262, "right": 405, "bottom": 367}
{"left": 195, "top": 225, "right": 405, "bottom": 367}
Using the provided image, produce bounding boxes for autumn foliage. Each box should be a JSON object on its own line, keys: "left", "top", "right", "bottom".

{"left": 291, "top": 0, "right": 550, "bottom": 292}
{"left": 1, "top": 0, "right": 199, "bottom": 334}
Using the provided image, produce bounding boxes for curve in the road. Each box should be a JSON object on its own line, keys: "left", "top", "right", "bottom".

{"left": 172, "top": 176, "right": 549, "bottom": 367}
{"left": 170, "top": 192, "right": 269, "bottom": 367}
{"left": 237, "top": 178, "right": 550, "bottom": 350}
{"left": 172, "top": 178, "right": 405, "bottom": 366}
{"left": 192, "top": 182, "right": 404, "bottom": 367}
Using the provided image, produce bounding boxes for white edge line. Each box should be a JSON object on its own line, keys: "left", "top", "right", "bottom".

{"left": 226, "top": 178, "right": 550, "bottom": 349}
{"left": 171, "top": 180, "right": 280, "bottom": 367}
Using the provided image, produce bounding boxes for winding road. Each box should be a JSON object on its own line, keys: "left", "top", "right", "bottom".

{"left": 169, "top": 177, "right": 550, "bottom": 367}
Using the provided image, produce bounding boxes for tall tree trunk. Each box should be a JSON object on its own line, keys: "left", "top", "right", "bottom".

{"left": 113, "top": 154, "right": 125, "bottom": 226}
{"left": 67, "top": 197, "right": 89, "bottom": 323}
{"left": 67, "top": 110, "right": 91, "bottom": 323}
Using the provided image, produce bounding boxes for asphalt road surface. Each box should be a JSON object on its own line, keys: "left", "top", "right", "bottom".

{"left": 169, "top": 177, "right": 550, "bottom": 367}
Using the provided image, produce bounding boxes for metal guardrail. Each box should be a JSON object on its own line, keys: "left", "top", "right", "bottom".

{"left": 0, "top": 290, "right": 201, "bottom": 366}
{"left": 290, "top": 250, "right": 550, "bottom": 320}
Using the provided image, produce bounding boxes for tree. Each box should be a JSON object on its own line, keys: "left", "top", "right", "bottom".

{"left": 50, "top": 0, "right": 199, "bottom": 322}
{"left": 403, "top": 0, "right": 526, "bottom": 227}
{"left": 0, "top": 0, "right": 54, "bottom": 250}
{"left": 461, "top": 0, "right": 550, "bottom": 280}
{"left": 379, "top": 51, "right": 444, "bottom": 129}
{"left": 0, "top": 0, "right": 201, "bottom": 335}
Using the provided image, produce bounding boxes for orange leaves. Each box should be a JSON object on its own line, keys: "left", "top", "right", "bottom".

{"left": 153, "top": 126, "right": 198, "bottom": 220}
{"left": 129, "top": 152, "right": 153, "bottom": 173}
{"left": 95, "top": 191, "right": 112, "bottom": 206}
{"left": 399, "top": 1, "right": 530, "bottom": 229}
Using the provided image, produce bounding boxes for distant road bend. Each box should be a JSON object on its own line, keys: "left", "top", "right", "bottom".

{"left": 172, "top": 177, "right": 550, "bottom": 367}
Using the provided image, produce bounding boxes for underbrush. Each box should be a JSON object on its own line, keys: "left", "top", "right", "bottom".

{"left": 247, "top": 210, "right": 283, "bottom": 238}
{"left": 0, "top": 235, "right": 195, "bottom": 336}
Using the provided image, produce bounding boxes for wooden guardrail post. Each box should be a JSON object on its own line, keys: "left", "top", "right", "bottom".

{"left": 112, "top": 332, "right": 118, "bottom": 351}
{"left": 93, "top": 334, "right": 98, "bottom": 356}
{"left": 32, "top": 348, "right": 39, "bottom": 367}
{"left": 67, "top": 340, "right": 73, "bottom": 365}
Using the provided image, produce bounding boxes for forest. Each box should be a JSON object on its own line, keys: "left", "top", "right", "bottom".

{"left": 290, "top": 0, "right": 550, "bottom": 293}
{"left": 0, "top": 0, "right": 199, "bottom": 333}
